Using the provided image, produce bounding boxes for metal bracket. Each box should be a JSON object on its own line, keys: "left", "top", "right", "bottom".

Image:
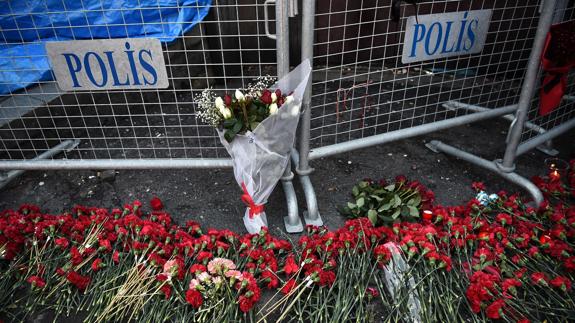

{"left": 264, "top": 0, "right": 277, "bottom": 40}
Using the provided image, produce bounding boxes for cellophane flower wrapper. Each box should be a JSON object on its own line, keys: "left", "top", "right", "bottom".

{"left": 382, "top": 242, "right": 422, "bottom": 323}
{"left": 217, "top": 59, "right": 311, "bottom": 234}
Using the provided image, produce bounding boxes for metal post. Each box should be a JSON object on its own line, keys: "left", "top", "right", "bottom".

{"left": 298, "top": 0, "right": 314, "bottom": 175}
{"left": 499, "top": 0, "right": 557, "bottom": 172}
{"left": 276, "top": 0, "right": 303, "bottom": 233}
{"left": 294, "top": 0, "right": 323, "bottom": 226}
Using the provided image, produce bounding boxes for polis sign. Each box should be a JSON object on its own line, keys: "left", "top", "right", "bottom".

{"left": 401, "top": 10, "right": 492, "bottom": 64}
{"left": 46, "top": 38, "right": 169, "bottom": 91}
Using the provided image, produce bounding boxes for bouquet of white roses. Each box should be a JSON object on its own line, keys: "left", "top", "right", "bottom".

{"left": 196, "top": 60, "right": 311, "bottom": 233}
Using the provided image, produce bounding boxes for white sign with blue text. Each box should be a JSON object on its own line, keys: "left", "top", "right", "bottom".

{"left": 46, "top": 38, "right": 169, "bottom": 91}
{"left": 401, "top": 10, "right": 492, "bottom": 64}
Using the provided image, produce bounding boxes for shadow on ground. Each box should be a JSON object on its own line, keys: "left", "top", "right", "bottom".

{"left": 0, "top": 118, "right": 573, "bottom": 237}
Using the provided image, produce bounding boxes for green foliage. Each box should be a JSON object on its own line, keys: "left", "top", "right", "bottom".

{"left": 340, "top": 179, "right": 427, "bottom": 226}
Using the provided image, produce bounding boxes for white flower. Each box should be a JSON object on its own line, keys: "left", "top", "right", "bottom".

{"left": 235, "top": 89, "right": 245, "bottom": 101}
{"left": 222, "top": 107, "right": 232, "bottom": 119}
{"left": 218, "top": 106, "right": 232, "bottom": 119}
{"left": 271, "top": 92, "right": 277, "bottom": 103}
{"left": 215, "top": 96, "right": 224, "bottom": 109}
{"left": 284, "top": 95, "right": 294, "bottom": 104}
{"left": 269, "top": 103, "right": 278, "bottom": 115}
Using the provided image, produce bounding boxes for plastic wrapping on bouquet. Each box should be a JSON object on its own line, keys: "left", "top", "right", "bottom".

{"left": 382, "top": 242, "right": 422, "bottom": 323}
{"left": 217, "top": 59, "right": 312, "bottom": 234}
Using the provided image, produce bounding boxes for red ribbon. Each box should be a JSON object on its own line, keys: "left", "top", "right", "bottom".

{"left": 241, "top": 183, "right": 265, "bottom": 219}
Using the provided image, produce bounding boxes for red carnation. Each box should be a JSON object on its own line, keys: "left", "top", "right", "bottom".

{"left": 318, "top": 270, "right": 336, "bottom": 287}
{"left": 66, "top": 271, "right": 91, "bottom": 292}
{"left": 550, "top": 276, "right": 572, "bottom": 292}
{"left": 281, "top": 279, "right": 297, "bottom": 295}
{"left": 486, "top": 299, "right": 505, "bottom": 319}
{"left": 150, "top": 197, "right": 163, "bottom": 211}
{"left": 186, "top": 289, "right": 203, "bottom": 309}
{"left": 238, "top": 295, "right": 255, "bottom": 313}
{"left": 27, "top": 275, "right": 46, "bottom": 289}
{"left": 374, "top": 245, "right": 392, "bottom": 267}
{"left": 283, "top": 255, "right": 299, "bottom": 275}
{"left": 113, "top": 250, "right": 120, "bottom": 264}
{"left": 70, "top": 246, "right": 83, "bottom": 266}
{"left": 189, "top": 264, "right": 207, "bottom": 274}
{"left": 55, "top": 237, "right": 69, "bottom": 249}
{"left": 160, "top": 284, "right": 172, "bottom": 299}
{"left": 496, "top": 213, "right": 512, "bottom": 226}
{"left": 91, "top": 258, "right": 104, "bottom": 272}
{"left": 472, "top": 182, "right": 486, "bottom": 192}
{"left": 502, "top": 278, "right": 522, "bottom": 297}
{"left": 531, "top": 272, "right": 548, "bottom": 285}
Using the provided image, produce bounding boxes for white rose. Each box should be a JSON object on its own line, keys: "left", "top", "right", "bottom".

{"left": 271, "top": 92, "right": 277, "bottom": 103}
{"left": 235, "top": 89, "right": 245, "bottom": 101}
{"left": 219, "top": 106, "right": 232, "bottom": 119}
{"left": 269, "top": 103, "right": 278, "bottom": 115}
{"left": 215, "top": 96, "right": 224, "bottom": 109}
{"left": 222, "top": 107, "right": 232, "bottom": 119}
{"left": 284, "top": 95, "right": 294, "bottom": 104}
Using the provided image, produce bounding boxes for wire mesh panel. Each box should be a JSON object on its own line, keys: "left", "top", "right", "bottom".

{"left": 0, "top": 0, "right": 278, "bottom": 162}
{"left": 308, "top": 0, "right": 546, "bottom": 149}
{"left": 519, "top": 3, "right": 575, "bottom": 145}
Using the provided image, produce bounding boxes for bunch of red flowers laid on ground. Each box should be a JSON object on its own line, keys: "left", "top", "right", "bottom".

{"left": 0, "top": 198, "right": 291, "bottom": 322}
{"left": 1, "top": 167, "right": 575, "bottom": 322}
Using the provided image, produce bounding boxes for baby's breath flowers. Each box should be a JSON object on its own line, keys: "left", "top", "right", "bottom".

{"left": 194, "top": 75, "right": 294, "bottom": 142}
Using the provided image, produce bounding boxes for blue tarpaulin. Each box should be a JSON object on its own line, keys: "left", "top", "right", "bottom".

{"left": 0, "top": 0, "right": 212, "bottom": 95}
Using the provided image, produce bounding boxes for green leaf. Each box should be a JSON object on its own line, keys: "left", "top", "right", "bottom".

{"left": 378, "top": 202, "right": 391, "bottom": 212}
{"left": 380, "top": 215, "right": 395, "bottom": 223}
{"left": 232, "top": 119, "right": 243, "bottom": 133}
{"left": 400, "top": 206, "right": 410, "bottom": 217}
{"left": 356, "top": 197, "right": 365, "bottom": 208}
{"left": 392, "top": 195, "right": 402, "bottom": 208}
{"left": 384, "top": 184, "right": 395, "bottom": 191}
{"left": 224, "top": 130, "right": 235, "bottom": 142}
{"left": 407, "top": 195, "right": 422, "bottom": 206}
{"left": 367, "top": 209, "right": 378, "bottom": 225}
{"left": 347, "top": 202, "right": 356, "bottom": 209}
{"left": 408, "top": 205, "right": 419, "bottom": 217}
{"left": 391, "top": 209, "right": 401, "bottom": 219}
{"left": 223, "top": 119, "right": 236, "bottom": 129}
{"left": 370, "top": 195, "right": 384, "bottom": 202}
{"left": 352, "top": 186, "right": 359, "bottom": 196}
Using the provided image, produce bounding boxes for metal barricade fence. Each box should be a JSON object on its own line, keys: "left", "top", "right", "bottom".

{"left": 0, "top": 0, "right": 307, "bottom": 232}
{"left": 296, "top": 0, "right": 573, "bottom": 218}
{"left": 0, "top": 0, "right": 279, "bottom": 164}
